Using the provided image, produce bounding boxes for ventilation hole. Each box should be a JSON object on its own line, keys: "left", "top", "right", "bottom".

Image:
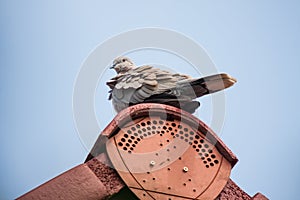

{"left": 127, "top": 130, "right": 132, "bottom": 134}
{"left": 148, "top": 132, "right": 151, "bottom": 135}
{"left": 184, "top": 139, "right": 189, "bottom": 142}
{"left": 183, "top": 183, "right": 186, "bottom": 186}
{"left": 138, "top": 130, "right": 142, "bottom": 134}
{"left": 130, "top": 147, "right": 134, "bottom": 151}
{"left": 124, "top": 134, "right": 129, "bottom": 138}
{"left": 184, "top": 128, "right": 188, "bottom": 132}
{"left": 201, "top": 157, "right": 205, "bottom": 160}
{"left": 180, "top": 136, "right": 184, "bottom": 140}
{"left": 178, "top": 125, "right": 182, "bottom": 129}
{"left": 137, "top": 138, "right": 141, "bottom": 141}
{"left": 203, "top": 160, "right": 207, "bottom": 164}
{"left": 142, "top": 128, "right": 146, "bottom": 132}
{"left": 167, "top": 149, "right": 170, "bottom": 151}
{"left": 189, "top": 137, "right": 194, "bottom": 140}
{"left": 208, "top": 149, "right": 213, "bottom": 153}
{"left": 147, "top": 121, "right": 151, "bottom": 125}
{"left": 118, "top": 142, "right": 123, "bottom": 146}
{"left": 201, "top": 149, "right": 206, "bottom": 152}
{"left": 152, "top": 126, "right": 156, "bottom": 130}
{"left": 130, "top": 136, "right": 135, "bottom": 140}
{"left": 166, "top": 123, "right": 169, "bottom": 126}
{"left": 140, "top": 136, "right": 144, "bottom": 139}
{"left": 147, "top": 127, "right": 151, "bottom": 130}
{"left": 194, "top": 140, "right": 198, "bottom": 144}
{"left": 136, "top": 124, "right": 141, "bottom": 128}
{"left": 155, "top": 153, "right": 159, "bottom": 156}
{"left": 171, "top": 122, "right": 176, "bottom": 127}
{"left": 160, "top": 134, "right": 163, "bottom": 136}
{"left": 207, "top": 158, "right": 211, "bottom": 162}
{"left": 189, "top": 142, "right": 193, "bottom": 145}
{"left": 214, "top": 160, "right": 219, "bottom": 164}
{"left": 167, "top": 158, "right": 170, "bottom": 161}
{"left": 126, "top": 143, "right": 130, "bottom": 147}
{"left": 204, "top": 144, "right": 209, "bottom": 148}
{"left": 143, "top": 179, "right": 146, "bottom": 183}
{"left": 171, "top": 132, "right": 175, "bottom": 136}
{"left": 141, "top": 122, "right": 146, "bottom": 126}
{"left": 188, "top": 179, "right": 192, "bottom": 181}
{"left": 168, "top": 187, "right": 171, "bottom": 190}
{"left": 143, "top": 133, "right": 147, "bottom": 137}
{"left": 156, "top": 131, "right": 160, "bottom": 134}
{"left": 132, "top": 144, "right": 136, "bottom": 147}
{"left": 123, "top": 147, "right": 127, "bottom": 151}
{"left": 199, "top": 152, "right": 203, "bottom": 156}
{"left": 134, "top": 141, "right": 138, "bottom": 144}
{"left": 175, "top": 134, "right": 179, "bottom": 137}
{"left": 210, "top": 163, "right": 214, "bottom": 167}
{"left": 173, "top": 146, "right": 176, "bottom": 149}
{"left": 200, "top": 139, "right": 204, "bottom": 143}
{"left": 193, "top": 189, "right": 196, "bottom": 192}
{"left": 205, "top": 165, "right": 209, "bottom": 168}
{"left": 131, "top": 127, "right": 136, "bottom": 131}
{"left": 152, "top": 177, "right": 156, "bottom": 180}
{"left": 128, "top": 139, "right": 132, "bottom": 143}
{"left": 196, "top": 149, "right": 200, "bottom": 152}
{"left": 184, "top": 134, "right": 189, "bottom": 137}
{"left": 168, "top": 127, "right": 172, "bottom": 131}
{"left": 143, "top": 193, "right": 146, "bottom": 196}
{"left": 179, "top": 157, "right": 182, "bottom": 160}
{"left": 128, "top": 151, "right": 132, "bottom": 154}
{"left": 163, "top": 126, "right": 167, "bottom": 130}
{"left": 211, "top": 154, "right": 216, "bottom": 158}
{"left": 134, "top": 133, "right": 138, "bottom": 137}
{"left": 179, "top": 131, "right": 183, "bottom": 134}
{"left": 153, "top": 120, "right": 158, "bottom": 124}
{"left": 159, "top": 120, "right": 163, "bottom": 125}
{"left": 166, "top": 140, "right": 170, "bottom": 143}
{"left": 161, "top": 130, "right": 165, "bottom": 134}
{"left": 198, "top": 144, "right": 202, "bottom": 148}
{"left": 121, "top": 138, "right": 126, "bottom": 142}
{"left": 195, "top": 135, "right": 200, "bottom": 139}
{"left": 167, "top": 168, "right": 171, "bottom": 171}
{"left": 160, "top": 143, "right": 163, "bottom": 146}
{"left": 147, "top": 171, "right": 150, "bottom": 174}
{"left": 190, "top": 131, "right": 194, "bottom": 135}
{"left": 205, "top": 153, "right": 209, "bottom": 157}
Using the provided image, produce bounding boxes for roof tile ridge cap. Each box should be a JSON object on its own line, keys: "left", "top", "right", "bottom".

{"left": 102, "top": 103, "right": 238, "bottom": 166}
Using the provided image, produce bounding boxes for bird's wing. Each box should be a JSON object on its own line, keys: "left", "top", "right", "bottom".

{"left": 143, "top": 73, "right": 236, "bottom": 104}
{"left": 107, "top": 66, "right": 190, "bottom": 106}
{"left": 107, "top": 66, "right": 157, "bottom": 105}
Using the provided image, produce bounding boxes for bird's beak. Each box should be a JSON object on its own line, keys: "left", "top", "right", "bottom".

{"left": 110, "top": 64, "right": 115, "bottom": 69}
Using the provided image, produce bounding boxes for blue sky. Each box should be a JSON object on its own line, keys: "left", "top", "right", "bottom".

{"left": 1, "top": 1, "right": 300, "bottom": 199}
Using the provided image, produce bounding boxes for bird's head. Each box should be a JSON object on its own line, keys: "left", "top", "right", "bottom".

{"left": 110, "top": 56, "right": 135, "bottom": 74}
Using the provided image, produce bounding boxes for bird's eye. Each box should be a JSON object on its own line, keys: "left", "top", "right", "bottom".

{"left": 122, "top": 59, "right": 126, "bottom": 62}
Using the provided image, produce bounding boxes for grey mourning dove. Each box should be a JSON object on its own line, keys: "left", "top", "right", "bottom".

{"left": 107, "top": 56, "right": 236, "bottom": 113}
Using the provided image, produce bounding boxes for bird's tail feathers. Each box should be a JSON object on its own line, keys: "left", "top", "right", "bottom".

{"left": 178, "top": 73, "right": 237, "bottom": 98}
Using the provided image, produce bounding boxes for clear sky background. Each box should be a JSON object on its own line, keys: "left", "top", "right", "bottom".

{"left": 1, "top": 1, "right": 300, "bottom": 199}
